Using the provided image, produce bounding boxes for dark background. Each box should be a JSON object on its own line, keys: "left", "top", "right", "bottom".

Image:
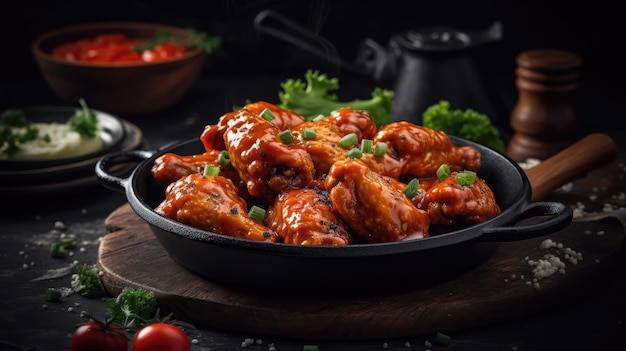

{"left": 3, "top": 0, "right": 623, "bottom": 98}
{"left": 1, "top": 0, "right": 625, "bottom": 159}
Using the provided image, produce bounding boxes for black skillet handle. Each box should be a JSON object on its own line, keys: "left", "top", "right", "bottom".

{"left": 95, "top": 150, "right": 155, "bottom": 193}
{"left": 480, "top": 201, "right": 574, "bottom": 242}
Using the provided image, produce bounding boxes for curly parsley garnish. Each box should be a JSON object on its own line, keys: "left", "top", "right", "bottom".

{"left": 132, "top": 27, "right": 221, "bottom": 54}
{"left": 68, "top": 98, "right": 99, "bottom": 138}
{"left": 0, "top": 109, "right": 39, "bottom": 156}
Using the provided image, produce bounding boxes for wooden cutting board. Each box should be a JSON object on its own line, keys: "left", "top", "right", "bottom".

{"left": 98, "top": 179, "right": 625, "bottom": 341}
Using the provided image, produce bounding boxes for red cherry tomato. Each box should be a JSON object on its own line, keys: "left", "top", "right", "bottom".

{"left": 71, "top": 320, "right": 128, "bottom": 351}
{"left": 132, "top": 322, "right": 191, "bottom": 351}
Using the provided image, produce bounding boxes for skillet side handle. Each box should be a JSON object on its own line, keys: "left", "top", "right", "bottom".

{"left": 480, "top": 202, "right": 573, "bottom": 242}
{"left": 95, "top": 150, "right": 155, "bottom": 193}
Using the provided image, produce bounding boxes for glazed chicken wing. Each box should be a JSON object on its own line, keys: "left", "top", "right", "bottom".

{"left": 200, "top": 102, "right": 306, "bottom": 153}
{"left": 413, "top": 171, "right": 501, "bottom": 233}
{"left": 374, "top": 122, "right": 481, "bottom": 178}
{"left": 151, "top": 150, "right": 241, "bottom": 186}
{"left": 242, "top": 101, "right": 306, "bottom": 130}
{"left": 320, "top": 107, "right": 378, "bottom": 140}
{"left": 324, "top": 159, "right": 430, "bottom": 243}
{"left": 265, "top": 187, "right": 352, "bottom": 245}
{"left": 200, "top": 110, "right": 236, "bottom": 152}
{"left": 223, "top": 109, "right": 315, "bottom": 202}
{"left": 155, "top": 173, "right": 279, "bottom": 242}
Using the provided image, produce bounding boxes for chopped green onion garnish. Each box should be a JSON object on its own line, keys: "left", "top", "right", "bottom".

{"left": 347, "top": 148, "right": 363, "bottom": 159}
{"left": 403, "top": 178, "right": 419, "bottom": 198}
{"left": 218, "top": 150, "right": 230, "bottom": 166}
{"left": 339, "top": 133, "right": 358, "bottom": 148}
{"left": 312, "top": 114, "right": 325, "bottom": 121}
{"left": 361, "top": 139, "right": 373, "bottom": 153}
{"left": 435, "top": 332, "right": 453, "bottom": 346}
{"left": 259, "top": 108, "right": 275, "bottom": 121}
{"left": 301, "top": 127, "right": 317, "bottom": 140}
{"left": 203, "top": 164, "right": 220, "bottom": 177}
{"left": 373, "top": 142, "right": 388, "bottom": 156}
{"left": 436, "top": 164, "right": 451, "bottom": 180}
{"left": 455, "top": 170, "right": 477, "bottom": 186}
{"left": 279, "top": 130, "right": 294, "bottom": 144}
{"left": 248, "top": 205, "right": 266, "bottom": 222}
{"left": 45, "top": 288, "right": 62, "bottom": 302}
{"left": 60, "top": 238, "right": 74, "bottom": 249}
{"left": 50, "top": 242, "right": 62, "bottom": 257}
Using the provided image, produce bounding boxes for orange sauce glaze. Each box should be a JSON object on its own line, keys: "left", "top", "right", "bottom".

{"left": 51, "top": 33, "right": 188, "bottom": 63}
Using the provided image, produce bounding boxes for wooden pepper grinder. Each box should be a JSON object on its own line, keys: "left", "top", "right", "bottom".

{"left": 506, "top": 49, "right": 582, "bottom": 162}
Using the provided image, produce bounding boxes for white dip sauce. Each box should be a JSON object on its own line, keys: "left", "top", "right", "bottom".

{"left": 0, "top": 122, "right": 103, "bottom": 161}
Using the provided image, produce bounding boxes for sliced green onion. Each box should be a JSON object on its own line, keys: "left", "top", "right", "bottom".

{"left": 403, "top": 178, "right": 419, "bottom": 198}
{"left": 279, "top": 130, "right": 294, "bottom": 144}
{"left": 218, "top": 150, "right": 230, "bottom": 166}
{"left": 301, "top": 127, "right": 317, "bottom": 140}
{"left": 435, "top": 332, "right": 453, "bottom": 346}
{"left": 361, "top": 139, "right": 373, "bottom": 153}
{"left": 59, "top": 238, "right": 74, "bottom": 249}
{"left": 312, "top": 114, "right": 325, "bottom": 121}
{"left": 373, "top": 142, "right": 388, "bottom": 156}
{"left": 50, "top": 242, "right": 63, "bottom": 258}
{"left": 455, "top": 170, "right": 477, "bottom": 186}
{"left": 339, "top": 133, "right": 358, "bottom": 149}
{"left": 347, "top": 148, "right": 363, "bottom": 159}
{"left": 436, "top": 164, "right": 451, "bottom": 180}
{"left": 203, "top": 164, "right": 220, "bottom": 177}
{"left": 248, "top": 205, "right": 266, "bottom": 222}
{"left": 45, "top": 288, "right": 62, "bottom": 302}
{"left": 259, "top": 108, "right": 275, "bottom": 121}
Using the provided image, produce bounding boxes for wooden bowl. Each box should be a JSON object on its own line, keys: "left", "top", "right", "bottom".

{"left": 32, "top": 21, "right": 207, "bottom": 117}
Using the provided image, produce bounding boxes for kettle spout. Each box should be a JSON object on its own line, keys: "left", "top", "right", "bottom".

{"left": 471, "top": 21, "right": 503, "bottom": 46}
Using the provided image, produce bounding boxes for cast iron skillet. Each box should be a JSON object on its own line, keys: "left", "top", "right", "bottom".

{"left": 96, "top": 133, "right": 616, "bottom": 294}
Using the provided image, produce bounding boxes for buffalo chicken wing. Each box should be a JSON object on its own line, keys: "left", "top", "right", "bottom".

{"left": 413, "top": 171, "right": 501, "bottom": 233}
{"left": 265, "top": 187, "right": 352, "bottom": 245}
{"left": 324, "top": 159, "right": 430, "bottom": 243}
{"left": 222, "top": 109, "right": 315, "bottom": 202}
{"left": 151, "top": 151, "right": 243, "bottom": 191}
{"left": 374, "top": 121, "right": 481, "bottom": 178}
{"left": 155, "top": 173, "right": 280, "bottom": 242}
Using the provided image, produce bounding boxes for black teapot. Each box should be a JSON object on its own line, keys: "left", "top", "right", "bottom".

{"left": 355, "top": 22, "right": 504, "bottom": 124}
{"left": 254, "top": 9, "right": 505, "bottom": 125}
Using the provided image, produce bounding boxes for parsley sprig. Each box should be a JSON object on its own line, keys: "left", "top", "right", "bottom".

{"left": 68, "top": 98, "right": 99, "bottom": 138}
{"left": 132, "top": 27, "right": 221, "bottom": 54}
{"left": 0, "top": 109, "right": 39, "bottom": 156}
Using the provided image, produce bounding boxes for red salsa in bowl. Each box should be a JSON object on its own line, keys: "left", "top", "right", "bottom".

{"left": 50, "top": 32, "right": 190, "bottom": 64}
